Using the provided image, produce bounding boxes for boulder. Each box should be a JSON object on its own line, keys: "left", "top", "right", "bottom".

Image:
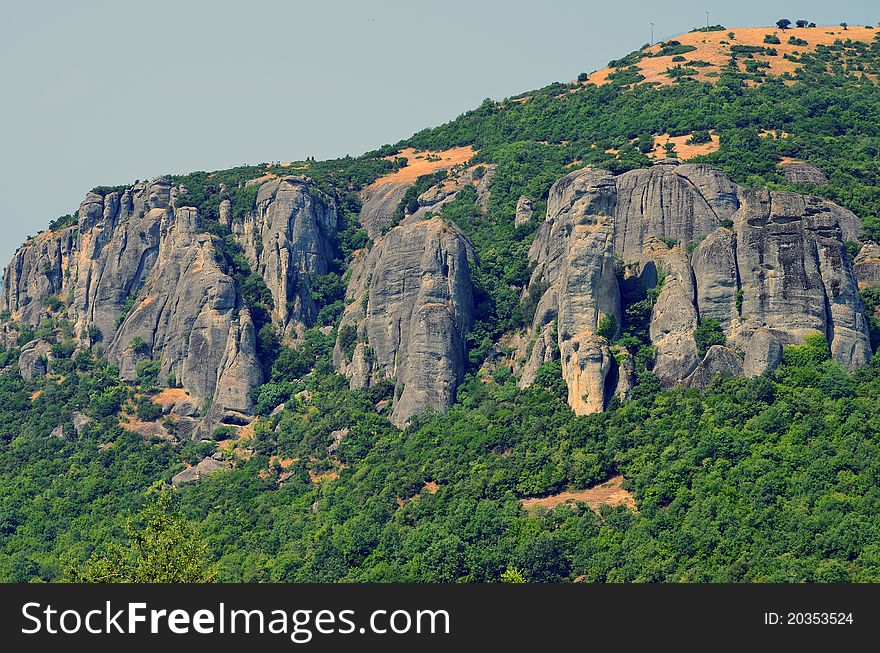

{"left": 683, "top": 345, "right": 743, "bottom": 389}
{"left": 18, "top": 340, "right": 51, "bottom": 381}
{"left": 780, "top": 162, "right": 828, "bottom": 185}
{"left": 515, "top": 195, "right": 534, "bottom": 226}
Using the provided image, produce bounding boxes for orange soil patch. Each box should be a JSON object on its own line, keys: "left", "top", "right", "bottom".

{"left": 423, "top": 481, "right": 439, "bottom": 494}
{"left": 309, "top": 469, "right": 339, "bottom": 483}
{"left": 371, "top": 146, "right": 476, "bottom": 187}
{"left": 120, "top": 413, "right": 167, "bottom": 437}
{"left": 521, "top": 475, "right": 636, "bottom": 514}
{"left": 269, "top": 455, "right": 297, "bottom": 469}
{"left": 98, "top": 442, "right": 114, "bottom": 451}
{"left": 584, "top": 26, "right": 877, "bottom": 88}
{"left": 245, "top": 173, "right": 278, "bottom": 187}
{"left": 30, "top": 389, "right": 44, "bottom": 401}
{"left": 137, "top": 295, "right": 157, "bottom": 310}
{"left": 151, "top": 387, "right": 190, "bottom": 405}
{"left": 650, "top": 132, "right": 720, "bottom": 160}
{"left": 778, "top": 156, "right": 804, "bottom": 165}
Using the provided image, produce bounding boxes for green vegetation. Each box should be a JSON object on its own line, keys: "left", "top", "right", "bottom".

{"left": 694, "top": 318, "right": 727, "bottom": 356}
{"left": 3, "top": 24, "right": 880, "bottom": 584}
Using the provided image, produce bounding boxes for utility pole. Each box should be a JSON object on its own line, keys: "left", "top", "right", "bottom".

{"left": 706, "top": 11, "right": 710, "bottom": 32}
{"left": 651, "top": 22, "right": 654, "bottom": 45}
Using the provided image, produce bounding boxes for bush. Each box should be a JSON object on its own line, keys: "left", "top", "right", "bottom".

{"left": 135, "top": 360, "right": 161, "bottom": 387}
{"left": 782, "top": 332, "right": 831, "bottom": 367}
{"left": 596, "top": 314, "right": 618, "bottom": 341}
{"left": 694, "top": 318, "right": 726, "bottom": 356}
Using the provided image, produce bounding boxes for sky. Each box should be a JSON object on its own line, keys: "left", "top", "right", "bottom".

{"left": 0, "top": 0, "right": 876, "bottom": 265}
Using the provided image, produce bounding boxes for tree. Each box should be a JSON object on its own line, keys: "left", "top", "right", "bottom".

{"left": 577, "top": 72, "right": 589, "bottom": 83}
{"left": 694, "top": 318, "right": 726, "bottom": 356}
{"left": 596, "top": 314, "right": 618, "bottom": 341}
{"left": 776, "top": 19, "right": 791, "bottom": 30}
{"left": 796, "top": 20, "right": 809, "bottom": 28}
{"left": 840, "top": 22, "right": 848, "bottom": 30}
{"left": 65, "top": 485, "right": 218, "bottom": 583}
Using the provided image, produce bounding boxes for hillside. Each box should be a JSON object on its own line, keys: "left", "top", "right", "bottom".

{"left": 2, "top": 22, "right": 880, "bottom": 583}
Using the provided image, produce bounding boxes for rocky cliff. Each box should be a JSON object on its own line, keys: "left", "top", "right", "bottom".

{"left": 333, "top": 217, "right": 475, "bottom": 427}
{"left": 1, "top": 174, "right": 339, "bottom": 432}
{"left": 520, "top": 161, "right": 870, "bottom": 414}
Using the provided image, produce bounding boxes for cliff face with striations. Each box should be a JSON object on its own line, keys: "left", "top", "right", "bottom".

{"left": 333, "top": 217, "right": 475, "bottom": 427}
{"left": 1, "top": 158, "right": 873, "bottom": 429}
{"left": 1, "top": 174, "right": 339, "bottom": 432}
{"left": 520, "top": 161, "right": 870, "bottom": 414}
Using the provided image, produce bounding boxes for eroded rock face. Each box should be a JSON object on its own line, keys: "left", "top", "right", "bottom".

{"left": 231, "top": 176, "right": 339, "bottom": 339}
{"left": 18, "top": 340, "right": 51, "bottom": 381}
{"left": 780, "top": 162, "right": 828, "bottom": 186}
{"left": 102, "top": 205, "right": 263, "bottom": 420}
{"left": 523, "top": 168, "right": 621, "bottom": 413}
{"left": 519, "top": 164, "right": 870, "bottom": 414}
{"left": 684, "top": 345, "right": 743, "bottom": 389}
{"left": 743, "top": 328, "right": 783, "bottom": 377}
{"left": 515, "top": 195, "right": 534, "bottom": 226}
{"left": 333, "top": 217, "right": 475, "bottom": 427}
{"left": 0, "top": 176, "right": 345, "bottom": 430}
{"left": 855, "top": 242, "right": 880, "bottom": 289}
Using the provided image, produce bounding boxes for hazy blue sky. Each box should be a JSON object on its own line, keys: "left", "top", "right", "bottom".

{"left": 0, "top": 1, "right": 876, "bottom": 264}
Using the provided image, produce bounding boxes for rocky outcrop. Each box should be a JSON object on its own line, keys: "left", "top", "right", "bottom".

{"left": 742, "top": 328, "right": 783, "bottom": 377}
{"left": 515, "top": 196, "right": 534, "bottom": 227}
{"left": 683, "top": 345, "right": 743, "bottom": 389}
{"left": 854, "top": 242, "right": 880, "bottom": 289}
{"left": 103, "top": 204, "right": 263, "bottom": 422}
{"left": 230, "top": 176, "right": 339, "bottom": 339}
{"left": 359, "top": 182, "right": 410, "bottom": 240}
{"left": 523, "top": 168, "right": 621, "bottom": 413}
{"left": 18, "top": 340, "right": 51, "bottom": 381}
{"left": 171, "top": 452, "right": 231, "bottom": 487}
{"left": 649, "top": 248, "right": 700, "bottom": 385}
{"left": 0, "top": 174, "right": 340, "bottom": 432}
{"left": 780, "top": 161, "right": 828, "bottom": 186}
{"left": 333, "top": 217, "right": 475, "bottom": 427}
{"left": 519, "top": 163, "right": 871, "bottom": 414}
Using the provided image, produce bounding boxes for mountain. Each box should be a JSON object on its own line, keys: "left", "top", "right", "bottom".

{"left": 3, "top": 24, "right": 880, "bottom": 583}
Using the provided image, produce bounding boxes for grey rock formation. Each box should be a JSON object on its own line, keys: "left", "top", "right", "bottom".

{"left": 171, "top": 453, "right": 231, "bottom": 487}
{"left": 734, "top": 189, "right": 870, "bottom": 369}
{"left": 359, "top": 182, "right": 410, "bottom": 240}
{"left": 683, "top": 345, "right": 743, "bottom": 389}
{"left": 519, "top": 323, "right": 556, "bottom": 388}
{"left": 743, "top": 328, "right": 783, "bottom": 377}
{"left": 855, "top": 242, "right": 880, "bottom": 289}
{"left": 515, "top": 195, "right": 534, "bottom": 227}
{"left": 231, "top": 176, "right": 339, "bottom": 338}
{"left": 523, "top": 168, "right": 621, "bottom": 413}
{"left": 518, "top": 163, "right": 870, "bottom": 414}
{"left": 18, "top": 340, "right": 51, "bottom": 381}
{"left": 780, "top": 162, "right": 828, "bottom": 186}
{"left": 691, "top": 227, "right": 740, "bottom": 334}
{"left": 106, "top": 205, "right": 264, "bottom": 419}
{"left": 334, "top": 217, "right": 475, "bottom": 427}
{"left": 0, "top": 174, "right": 344, "bottom": 432}
{"left": 72, "top": 412, "right": 92, "bottom": 436}
{"left": 614, "top": 347, "right": 636, "bottom": 400}
{"left": 649, "top": 253, "right": 700, "bottom": 385}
